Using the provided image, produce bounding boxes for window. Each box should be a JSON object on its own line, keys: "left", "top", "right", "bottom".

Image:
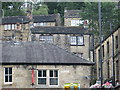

{"left": 7, "top": 25, "right": 11, "bottom": 30}
{"left": 49, "top": 70, "right": 58, "bottom": 85}
{"left": 71, "top": 20, "right": 80, "bottom": 26}
{"left": 115, "top": 36, "right": 118, "bottom": 50}
{"left": 39, "top": 35, "right": 53, "bottom": 43}
{"left": 70, "top": 36, "right": 84, "bottom": 45}
{"left": 4, "top": 67, "right": 12, "bottom": 84}
{"left": 12, "top": 24, "right": 15, "bottom": 29}
{"left": 78, "top": 36, "right": 84, "bottom": 45}
{"left": 107, "top": 41, "right": 109, "bottom": 56}
{"left": 102, "top": 45, "right": 104, "bottom": 59}
{"left": 98, "top": 49, "right": 100, "bottom": 62}
{"left": 40, "top": 23, "right": 44, "bottom": 26}
{"left": 70, "top": 36, "right": 77, "bottom": 45}
{"left": 34, "top": 23, "right": 37, "bottom": 26}
{"left": 4, "top": 25, "right": 8, "bottom": 30}
{"left": 38, "top": 70, "right": 47, "bottom": 85}
{"left": 37, "top": 70, "right": 59, "bottom": 86}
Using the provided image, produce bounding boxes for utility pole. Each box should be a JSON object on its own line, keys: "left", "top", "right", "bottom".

{"left": 98, "top": 1, "right": 103, "bottom": 87}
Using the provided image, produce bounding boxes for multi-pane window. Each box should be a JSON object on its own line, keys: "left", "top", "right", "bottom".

{"left": 38, "top": 70, "right": 47, "bottom": 85}
{"left": 4, "top": 25, "right": 8, "bottom": 30}
{"left": 12, "top": 24, "right": 15, "bottom": 29}
{"left": 7, "top": 25, "right": 11, "bottom": 30}
{"left": 115, "top": 36, "right": 118, "bottom": 50}
{"left": 49, "top": 70, "right": 58, "bottom": 85}
{"left": 70, "top": 36, "right": 77, "bottom": 45}
{"left": 4, "top": 24, "right": 16, "bottom": 30}
{"left": 70, "top": 36, "right": 84, "bottom": 45}
{"left": 107, "top": 41, "right": 109, "bottom": 56}
{"left": 37, "top": 70, "right": 59, "bottom": 86}
{"left": 34, "top": 23, "right": 47, "bottom": 26}
{"left": 4, "top": 67, "right": 12, "bottom": 84}
{"left": 71, "top": 20, "right": 80, "bottom": 26}
{"left": 39, "top": 35, "right": 53, "bottom": 43}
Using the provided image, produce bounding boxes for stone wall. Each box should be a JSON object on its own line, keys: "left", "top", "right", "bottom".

{"left": 1, "top": 65, "right": 92, "bottom": 88}
{"left": 95, "top": 27, "right": 120, "bottom": 82}
{"left": 34, "top": 34, "right": 93, "bottom": 61}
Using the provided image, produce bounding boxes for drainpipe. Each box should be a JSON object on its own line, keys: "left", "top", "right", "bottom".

{"left": 110, "top": 23, "right": 115, "bottom": 86}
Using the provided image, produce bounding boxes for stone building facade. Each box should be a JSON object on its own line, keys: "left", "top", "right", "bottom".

{"left": 95, "top": 26, "right": 120, "bottom": 84}
{"left": 0, "top": 42, "right": 94, "bottom": 88}
{"left": 64, "top": 10, "right": 88, "bottom": 28}
{"left": 0, "top": 14, "right": 61, "bottom": 41}
{"left": 31, "top": 26, "right": 94, "bottom": 61}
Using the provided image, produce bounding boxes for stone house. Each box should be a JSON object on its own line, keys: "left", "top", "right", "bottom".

{"left": 31, "top": 26, "right": 94, "bottom": 62}
{"left": 0, "top": 42, "right": 94, "bottom": 88}
{"left": 95, "top": 26, "right": 120, "bottom": 84}
{"left": 0, "top": 14, "right": 61, "bottom": 41}
{"left": 64, "top": 10, "right": 88, "bottom": 28}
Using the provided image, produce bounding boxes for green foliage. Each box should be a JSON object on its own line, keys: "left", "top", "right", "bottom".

{"left": 2, "top": 2, "right": 25, "bottom": 16}
{"left": 32, "top": 4, "right": 48, "bottom": 15}
{"left": 81, "top": 2, "right": 119, "bottom": 39}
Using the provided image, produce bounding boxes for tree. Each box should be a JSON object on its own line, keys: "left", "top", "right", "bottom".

{"left": 81, "top": 2, "right": 119, "bottom": 40}
{"left": 32, "top": 4, "right": 49, "bottom": 15}
{"left": 2, "top": 2, "right": 25, "bottom": 16}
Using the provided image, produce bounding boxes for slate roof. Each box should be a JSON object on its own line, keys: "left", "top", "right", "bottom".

{"left": 31, "top": 26, "right": 91, "bottom": 34}
{"left": 64, "top": 10, "right": 81, "bottom": 18}
{"left": 2, "top": 14, "right": 59, "bottom": 24}
{"left": 1, "top": 42, "right": 94, "bottom": 65}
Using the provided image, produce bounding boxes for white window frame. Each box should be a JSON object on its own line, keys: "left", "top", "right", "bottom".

{"left": 78, "top": 36, "right": 84, "bottom": 45}
{"left": 37, "top": 69, "right": 59, "bottom": 86}
{"left": 12, "top": 24, "right": 15, "bottom": 30}
{"left": 7, "top": 25, "right": 11, "bottom": 30}
{"left": 71, "top": 20, "right": 80, "bottom": 26}
{"left": 4, "top": 25, "right": 8, "bottom": 30}
{"left": 49, "top": 70, "right": 59, "bottom": 86}
{"left": 39, "top": 36, "right": 46, "bottom": 41}
{"left": 4, "top": 67, "right": 13, "bottom": 84}
{"left": 34, "top": 23, "right": 37, "bottom": 26}
{"left": 38, "top": 70, "right": 47, "bottom": 85}
{"left": 40, "top": 22, "right": 44, "bottom": 26}
{"left": 70, "top": 36, "right": 77, "bottom": 45}
{"left": 70, "top": 36, "right": 84, "bottom": 45}
{"left": 39, "top": 35, "right": 53, "bottom": 43}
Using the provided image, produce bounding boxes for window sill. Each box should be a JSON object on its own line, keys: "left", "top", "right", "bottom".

{"left": 4, "top": 82, "right": 13, "bottom": 85}
{"left": 70, "top": 44, "right": 85, "bottom": 46}
{"left": 49, "top": 85, "right": 59, "bottom": 87}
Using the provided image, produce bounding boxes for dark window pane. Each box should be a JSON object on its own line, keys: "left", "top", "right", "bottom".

{"left": 9, "top": 68, "right": 12, "bottom": 74}
{"left": 5, "top": 76, "right": 8, "bottom": 82}
{"left": 54, "top": 70, "right": 58, "bottom": 77}
{"left": 9, "top": 75, "right": 12, "bottom": 82}
{"left": 5, "top": 68, "right": 8, "bottom": 74}
{"left": 50, "top": 70, "right": 53, "bottom": 77}
{"left": 38, "top": 71, "right": 42, "bottom": 77}
{"left": 50, "top": 78, "right": 58, "bottom": 85}
{"left": 38, "top": 78, "right": 46, "bottom": 85}
{"left": 43, "top": 70, "right": 46, "bottom": 77}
